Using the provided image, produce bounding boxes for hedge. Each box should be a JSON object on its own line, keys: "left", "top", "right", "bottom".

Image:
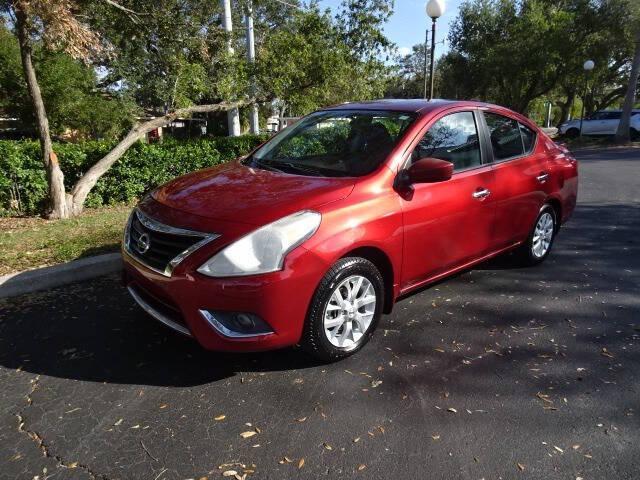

{"left": 0, "top": 135, "right": 268, "bottom": 216}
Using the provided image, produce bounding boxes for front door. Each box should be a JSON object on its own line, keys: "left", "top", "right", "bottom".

{"left": 582, "top": 112, "right": 606, "bottom": 134}
{"left": 399, "top": 110, "right": 496, "bottom": 290}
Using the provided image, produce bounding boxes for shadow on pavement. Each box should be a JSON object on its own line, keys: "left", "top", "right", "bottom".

{"left": 0, "top": 203, "right": 637, "bottom": 392}
{"left": 0, "top": 275, "right": 325, "bottom": 386}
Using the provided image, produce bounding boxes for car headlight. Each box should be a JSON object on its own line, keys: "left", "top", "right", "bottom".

{"left": 197, "top": 210, "right": 321, "bottom": 277}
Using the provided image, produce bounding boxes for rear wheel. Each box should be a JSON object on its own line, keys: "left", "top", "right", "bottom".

{"left": 565, "top": 128, "right": 580, "bottom": 138}
{"left": 518, "top": 205, "right": 557, "bottom": 266}
{"left": 301, "top": 257, "right": 383, "bottom": 362}
{"left": 631, "top": 128, "right": 639, "bottom": 141}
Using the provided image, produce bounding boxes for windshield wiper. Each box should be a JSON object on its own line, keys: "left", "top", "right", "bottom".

{"left": 263, "top": 160, "right": 326, "bottom": 177}
{"left": 248, "top": 157, "right": 285, "bottom": 173}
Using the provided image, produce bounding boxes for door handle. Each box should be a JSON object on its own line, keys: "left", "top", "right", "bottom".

{"left": 536, "top": 172, "right": 549, "bottom": 183}
{"left": 472, "top": 188, "right": 491, "bottom": 199}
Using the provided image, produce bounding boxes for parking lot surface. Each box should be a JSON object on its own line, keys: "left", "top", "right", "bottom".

{"left": 1, "top": 147, "right": 639, "bottom": 480}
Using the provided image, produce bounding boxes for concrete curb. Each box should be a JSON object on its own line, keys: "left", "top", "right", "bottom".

{"left": 0, "top": 253, "right": 122, "bottom": 299}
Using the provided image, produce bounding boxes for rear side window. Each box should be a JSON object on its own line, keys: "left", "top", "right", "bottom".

{"left": 412, "top": 111, "right": 482, "bottom": 171}
{"left": 483, "top": 112, "right": 524, "bottom": 160}
{"left": 519, "top": 123, "right": 536, "bottom": 153}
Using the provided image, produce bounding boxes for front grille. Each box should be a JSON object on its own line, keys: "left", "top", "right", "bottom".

{"left": 125, "top": 209, "right": 218, "bottom": 276}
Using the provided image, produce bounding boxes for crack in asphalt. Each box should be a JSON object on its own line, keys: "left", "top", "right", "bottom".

{"left": 15, "top": 375, "right": 110, "bottom": 480}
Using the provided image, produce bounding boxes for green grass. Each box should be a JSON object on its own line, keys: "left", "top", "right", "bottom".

{"left": 0, "top": 205, "right": 131, "bottom": 275}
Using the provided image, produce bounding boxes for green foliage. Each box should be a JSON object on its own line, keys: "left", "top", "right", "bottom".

{"left": 386, "top": 43, "right": 429, "bottom": 99}
{"left": 0, "top": 21, "right": 24, "bottom": 115}
{"left": 386, "top": 0, "right": 636, "bottom": 119}
{"left": 0, "top": 23, "right": 134, "bottom": 139}
{"left": 336, "top": 0, "right": 394, "bottom": 61}
{"left": 256, "top": 6, "right": 391, "bottom": 116}
{"left": 0, "top": 135, "right": 267, "bottom": 216}
{"left": 277, "top": 122, "right": 351, "bottom": 158}
{"left": 441, "top": 0, "right": 635, "bottom": 114}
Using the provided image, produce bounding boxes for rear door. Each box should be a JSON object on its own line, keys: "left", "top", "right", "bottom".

{"left": 399, "top": 109, "right": 497, "bottom": 289}
{"left": 480, "top": 110, "right": 551, "bottom": 248}
{"left": 600, "top": 111, "right": 621, "bottom": 134}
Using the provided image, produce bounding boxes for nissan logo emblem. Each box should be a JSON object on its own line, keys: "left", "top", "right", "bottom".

{"left": 136, "top": 233, "right": 151, "bottom": 254}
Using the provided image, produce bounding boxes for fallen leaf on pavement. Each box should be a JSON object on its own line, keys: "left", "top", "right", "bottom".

{"left": 517, "top": 463, "right": 525, "bottom": 471}
{"left": 298, "top": 458, "right": 305, "bottom": 469}
{"left": 358, "top": 464, "right": 366, "bottom": 471}
{"left": 214, "top": 415, "right": 226, "bottom": 421}
{"left": 240, "top": 431, "right": 257, "bottom": 439}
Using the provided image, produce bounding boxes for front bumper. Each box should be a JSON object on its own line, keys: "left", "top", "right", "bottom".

{"left": 122, "top": 245, "right": 329, "bottom": 352}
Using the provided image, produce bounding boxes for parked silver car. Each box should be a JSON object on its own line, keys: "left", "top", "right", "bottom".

{"left": 559, "top": 110, "right": 640, "bottom": 139}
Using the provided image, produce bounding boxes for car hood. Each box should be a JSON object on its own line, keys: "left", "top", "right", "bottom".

{"left": 152, "top": 160, "right": 355, "bottom": 225}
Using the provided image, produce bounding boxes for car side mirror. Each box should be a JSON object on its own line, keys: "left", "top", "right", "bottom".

{"left": 407, "top": 157, "right": 453, "bottom": 184}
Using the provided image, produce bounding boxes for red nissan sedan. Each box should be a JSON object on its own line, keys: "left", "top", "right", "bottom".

{"left": 122, "top": 99, "right": 578, "bottom": 361}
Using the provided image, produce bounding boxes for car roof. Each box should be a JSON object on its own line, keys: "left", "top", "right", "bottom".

{"left": 321, "top": 98, "right": 495, "bottom": 114}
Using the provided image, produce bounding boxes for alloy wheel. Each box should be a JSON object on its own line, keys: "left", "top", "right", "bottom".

{"left": 323, "top": 275, "right": 376, "bottom": 349}
{"left": 532, "top": 212, "right": 554, "bottom": 258}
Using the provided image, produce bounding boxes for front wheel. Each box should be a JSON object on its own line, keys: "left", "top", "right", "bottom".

{"left": 301, "top": 257, "right": 384, "bottom": 362}
{"left": 518, "top": 205, "right": 557, "bottom": 266}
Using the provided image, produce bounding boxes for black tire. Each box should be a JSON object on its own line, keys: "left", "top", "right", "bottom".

{"left": 517, "top": 205, "right": 557, "bottom": 266}
{"left": 565, "top": 128, "right": 580, "bottom": 138}
{"left": 631, "top": 128, "right": 639, "bottom": 141}
{"left": 301, "top": 257, "right": 384, "bottom": 362}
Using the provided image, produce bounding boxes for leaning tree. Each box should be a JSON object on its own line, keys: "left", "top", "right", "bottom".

{"left": 6, "top": 0, "right": 248, "bottom": 219}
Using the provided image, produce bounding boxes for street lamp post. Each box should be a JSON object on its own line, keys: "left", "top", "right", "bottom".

{"left": 221, "top": 0, "right": 241, "bottom": 137}
{"left": 579, "top": 59, "right": 595, "bottom": 137}
{"left": 425, "top": 0, "right": 445, "bottom": 100}
{"left": 422, "top": 27, "right": 429, "bottom": 99}
{"left": 245, "top": 0, "right": 259, "bottom": 134}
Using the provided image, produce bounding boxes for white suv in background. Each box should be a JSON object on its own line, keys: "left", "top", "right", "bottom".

{"left": 559, "top": 110, "right": 640, "bottom": 139}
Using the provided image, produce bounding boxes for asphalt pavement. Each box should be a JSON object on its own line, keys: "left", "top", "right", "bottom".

{"left": 1, "top": 147, "right": 639, "bottom": 480}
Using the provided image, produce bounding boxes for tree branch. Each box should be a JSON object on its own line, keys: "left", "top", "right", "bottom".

{"left": 102, "top": 0, "right": 144, "bottom": 23}
{"left": 68, "top": 99, "right": 253, "bottom": 214}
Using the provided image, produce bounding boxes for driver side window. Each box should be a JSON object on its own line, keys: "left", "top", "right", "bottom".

{"left": 412, "top": 111, "right": 482, "bottom": 171}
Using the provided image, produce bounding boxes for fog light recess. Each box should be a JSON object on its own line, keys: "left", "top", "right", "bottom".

{"left": 199, "top": 310, "right": 273, "bottom": 338}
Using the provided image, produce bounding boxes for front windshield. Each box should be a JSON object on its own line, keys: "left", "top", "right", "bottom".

{"left": 245, "top": 110, "right": 416, "bottom": 177}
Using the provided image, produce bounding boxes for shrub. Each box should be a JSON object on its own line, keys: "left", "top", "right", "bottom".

{"left": 0, "top": 135, "right": 268, "bottom": 216}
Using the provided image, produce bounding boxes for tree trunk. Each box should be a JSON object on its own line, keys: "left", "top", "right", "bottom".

{"left": 615, "top": 28, "right": 640, "bottom": 144}
{"left": 67, "top": 100, "right": 249, "bottom": 216}
{"left": 556, "top": 88, "right": 576, "bottom": 127}
{"left": 15, "top": 5, "right": 70, "bottom": 219}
